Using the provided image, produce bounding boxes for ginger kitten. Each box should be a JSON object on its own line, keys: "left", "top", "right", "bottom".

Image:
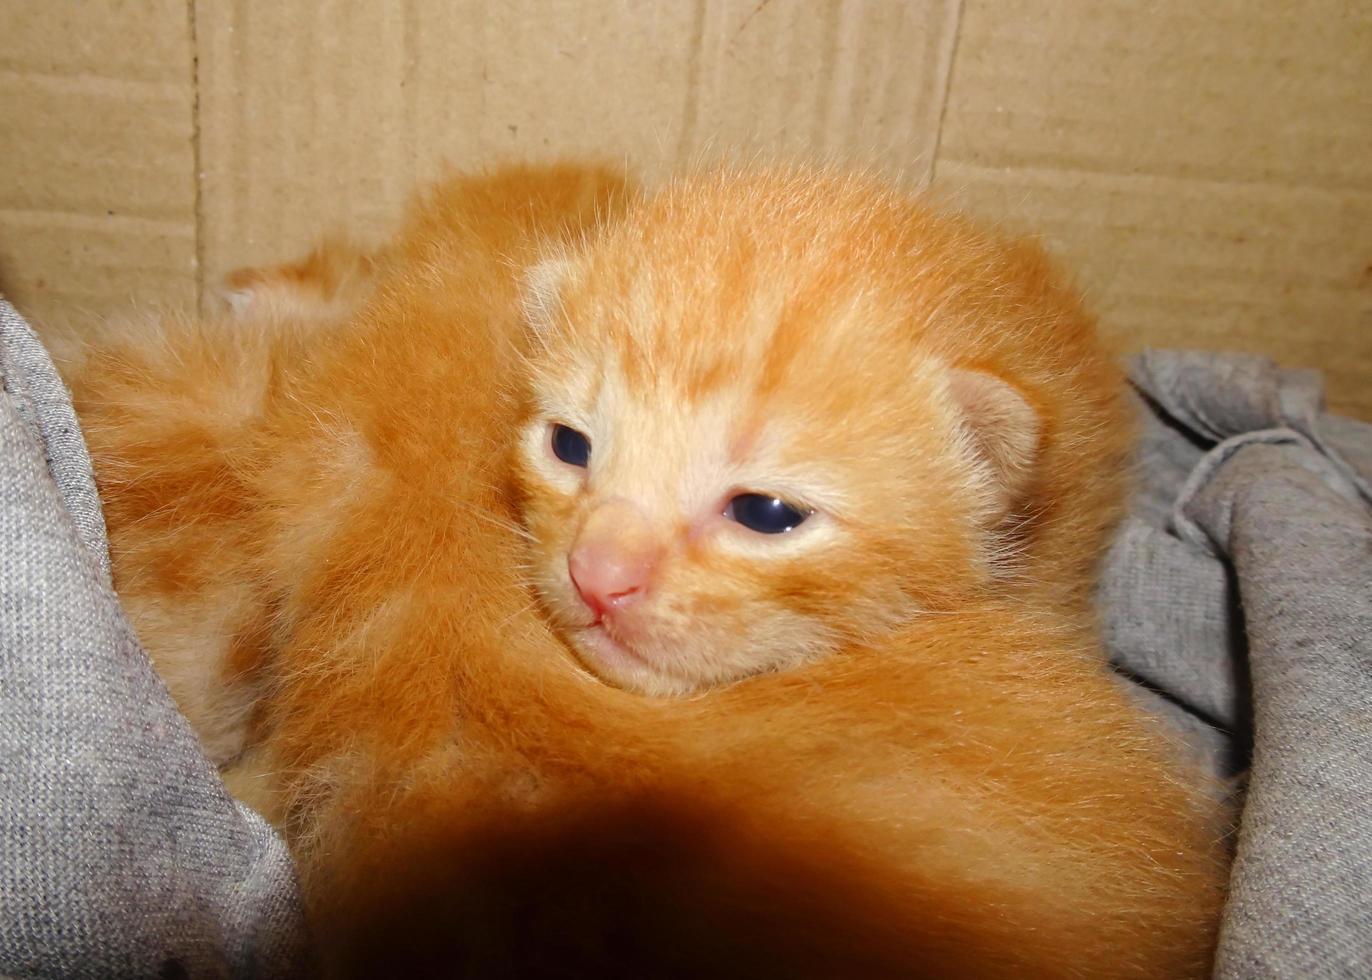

{"left": 54, "top": 164, "right": 1225, "bottom": 977}
{"left": 516, "top": 169, "right": 1132, "bottom": 695}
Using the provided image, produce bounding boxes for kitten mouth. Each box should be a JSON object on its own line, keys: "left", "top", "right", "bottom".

{"left": 572, "top": 622, "right": 664, "bottom": 684}
{"left": 578, "top": 622, "right": 647, "bottom": 665}
{"left": 569, "top": 621, "right": 703, "bottom": 696}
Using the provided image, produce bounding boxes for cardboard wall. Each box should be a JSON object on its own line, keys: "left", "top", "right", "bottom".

{"left": 0, "top": 2, "right": 198, "bottom": 322}
{"left": 3, "top": 1, "right": 1369, "bottom": 416}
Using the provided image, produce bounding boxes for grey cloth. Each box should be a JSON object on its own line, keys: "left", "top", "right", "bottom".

{"left": 1104, "top": 350, "right": 1372, "bottom": 978}
{"left": 0, "top": 301, "right": 309, "bottom": 978}
{"left": 2, "top": 294, "right": 1369, "bottom": 977}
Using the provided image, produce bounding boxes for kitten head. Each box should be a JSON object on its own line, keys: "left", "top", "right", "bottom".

{"left": 514, "top": 171, "right": 1041, "bottom": 696}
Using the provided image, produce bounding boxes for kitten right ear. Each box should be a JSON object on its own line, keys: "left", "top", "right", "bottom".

{"left": 946, "top": 369, "right": 1041, "bottom": 522}
{"left": 521, "top": 258, "right": 576, "bottom": 332}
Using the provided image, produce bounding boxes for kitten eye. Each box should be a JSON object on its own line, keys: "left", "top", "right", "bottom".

{"left": 551, "top": 423, "right": 591, "bottom": 468}
{"left": 725, "top": 494, "right": 810, "bottom": 534}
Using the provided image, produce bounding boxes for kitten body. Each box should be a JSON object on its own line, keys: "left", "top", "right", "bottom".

{"left": 55, "top": 165, "right": 1226, "bottom": 977}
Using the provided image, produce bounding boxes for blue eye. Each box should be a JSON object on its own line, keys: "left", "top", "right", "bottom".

{"left": 726, "top": 494, "right": 809, "bottom": 534}
{"left": 551, "top": 424, "right": 591, "bottom": 467}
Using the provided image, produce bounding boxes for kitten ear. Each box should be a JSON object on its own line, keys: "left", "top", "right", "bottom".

{"left": 946, "top": 369, "right": 1041, "bottom": 520}
{"left": 521, "top": 257, "right": 576, "bottom": 332}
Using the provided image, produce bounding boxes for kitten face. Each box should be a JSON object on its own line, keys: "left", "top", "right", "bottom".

{"left": 515, "top": 173, "right": 1038, "bottom": 696}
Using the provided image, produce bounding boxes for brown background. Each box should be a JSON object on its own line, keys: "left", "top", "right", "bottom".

{"left": 2, "top": 1, "right": 1369, "bottom": 416}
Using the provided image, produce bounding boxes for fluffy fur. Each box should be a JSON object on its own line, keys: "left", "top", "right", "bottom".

{"left": 53, "top": 164, "right": 1227, "bottom": 977}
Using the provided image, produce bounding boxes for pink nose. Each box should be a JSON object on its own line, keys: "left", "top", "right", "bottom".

{"left": 568, "top": 542, "right": 654, "bottom": 619}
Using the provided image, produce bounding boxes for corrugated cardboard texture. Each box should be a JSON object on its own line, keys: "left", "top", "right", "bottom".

{"left": 192, "top": 1, "right": 958, "bottom": 279}
{"left": 0, "top": 1, "right": 198, "bottom": 326}
{"left": 935, "top": 0, "right": 1372, "bottom": 420}
{"left": 2, "top": 1, "right": 1369, "bottom": 416}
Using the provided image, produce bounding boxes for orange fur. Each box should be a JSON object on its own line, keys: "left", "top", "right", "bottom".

{"left": 220, "top": 238, "right": 384, "bottom": 322}
{"left": 54, "top": 164, "right": 1227, "bottom": 978}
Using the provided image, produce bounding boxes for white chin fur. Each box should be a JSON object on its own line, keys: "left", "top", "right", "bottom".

{"left": 569, "top": 626, "right": 703, "bottom": 697}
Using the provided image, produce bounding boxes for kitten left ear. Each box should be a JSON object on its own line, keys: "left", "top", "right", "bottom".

{"left": 946, "top": 369, "right": 1041, "bottom": 520}
{"left": 522, "top": 257, "right": 576, "bottom": 332}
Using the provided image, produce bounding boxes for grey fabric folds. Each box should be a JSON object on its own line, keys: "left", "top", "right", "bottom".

{"left": 1105, "top": 350, "right": 1372, "bottom": 978}
{"left": 0, "top": 301, "right": 309, "bottom": 979}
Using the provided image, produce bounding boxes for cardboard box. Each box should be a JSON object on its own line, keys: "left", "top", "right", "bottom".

{"left": 2, "top": 1, "right": 1368, "bottom": 416}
